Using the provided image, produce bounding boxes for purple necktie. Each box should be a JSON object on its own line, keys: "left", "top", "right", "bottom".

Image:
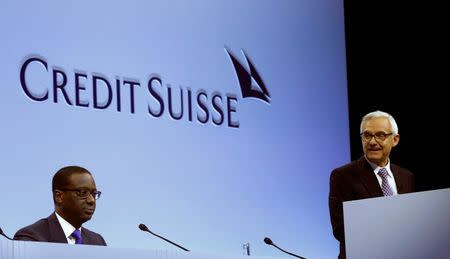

{"left": 378, "top": 168, "right": 394, "bottom": 196}
{"left": 71, "top": 229, "right": 83, "bottom": 244}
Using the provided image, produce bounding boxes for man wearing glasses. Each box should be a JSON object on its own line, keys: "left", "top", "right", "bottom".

{"left": 14, "top": 166, "right": 106, "bottom": 246}
{"left": 328, "top": 110, "right": 415, "bottom": 259}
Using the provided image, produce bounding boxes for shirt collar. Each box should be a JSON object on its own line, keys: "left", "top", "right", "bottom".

{"left": 55, "top": 212, "right": 82, "bottom": 239}
{"left": 364, "top": 156, "right": 394, "bottom": 178}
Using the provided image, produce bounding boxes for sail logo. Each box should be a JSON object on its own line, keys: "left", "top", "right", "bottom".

{"left": 225, "top": 48, "right": 270, "bottom": 104}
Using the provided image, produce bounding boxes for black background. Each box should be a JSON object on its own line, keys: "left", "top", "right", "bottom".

{"left": 344, "top": 2, "right": 447, "bottom": 191}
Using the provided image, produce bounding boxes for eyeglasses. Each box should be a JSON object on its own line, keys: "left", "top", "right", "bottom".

{"left": 59, "top": 189, "right": 102, "bottom": 200}
{"left": 360, "top": 132, "right": 393, "bottom": 142}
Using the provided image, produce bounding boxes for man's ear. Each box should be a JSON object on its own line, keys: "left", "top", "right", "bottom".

{"left": 54, "top": 190, "right": 64, "bottom": 204}
{"left": 392, "top": 134, "right": 400, "bottom": 147}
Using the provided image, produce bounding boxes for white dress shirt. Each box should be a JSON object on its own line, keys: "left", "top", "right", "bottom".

{"left": 55, "top": 212, "right": 82, "bottom": 244}
{"left": 366, "top": 158, "right": 398, "bottom": 195}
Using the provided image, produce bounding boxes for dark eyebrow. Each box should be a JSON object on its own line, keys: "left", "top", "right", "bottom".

{"left": 75, "top": 188, "right": 97, "bottom": 191}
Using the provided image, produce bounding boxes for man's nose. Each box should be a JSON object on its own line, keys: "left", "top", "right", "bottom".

{"left": 86, "top": 193, "right": 96, "bottom": 203}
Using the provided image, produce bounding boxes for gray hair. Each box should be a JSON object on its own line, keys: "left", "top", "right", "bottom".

{"left": 360, "top": 110, "right": 398, "bottom": 135}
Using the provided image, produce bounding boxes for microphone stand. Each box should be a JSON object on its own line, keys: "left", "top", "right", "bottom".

{"left": 264, "top": 237, "right": 306, "bottom": 259}
{"left": 272, "top": 243, "right": 306, "bottom": 259}
{"left": 139, "top": 224, "right": 189, "bottom": 252}
{"left": 0, "top": 227, "right": 14, "bottom": 241}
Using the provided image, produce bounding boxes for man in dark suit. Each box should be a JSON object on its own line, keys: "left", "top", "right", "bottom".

{"left": 14, "top": 166, "right": 106, "bottom": 246}
{"left": 329, "top": 110, "right": 414, "bottom": 259}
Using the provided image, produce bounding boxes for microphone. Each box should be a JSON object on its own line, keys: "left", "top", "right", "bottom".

{"left": 138, "top": 223, "right": 189, "bottom": 252}
{"left": 264, "top": 237, "right": 306, "bottom": 259}
{"left": 0, "top": 227, "right": 14, "bottom": 241}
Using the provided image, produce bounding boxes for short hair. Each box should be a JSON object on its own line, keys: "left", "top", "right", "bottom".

{"left": 52, "top": 166, "right": 92, "bottom": 191}
{"left": 360, "top": 110, "right": 398, "bottom": 135}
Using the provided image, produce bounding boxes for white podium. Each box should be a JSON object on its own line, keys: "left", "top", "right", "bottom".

{"left": 344, "top": 188, "right": 450, "bottom": 259}
{"left": 0, "top": 240, "right": 288, "bottom": 259}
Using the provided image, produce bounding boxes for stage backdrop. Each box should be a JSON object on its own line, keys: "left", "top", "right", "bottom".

{"left": 0, "top": 1, "right": 348, "bottom": 258}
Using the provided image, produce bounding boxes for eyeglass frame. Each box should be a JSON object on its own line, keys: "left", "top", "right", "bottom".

{"left": 360, "top": 131, "right": 394, "bottom": 142}
{"left": 57, "top": 189, "right": 102, "bottom": 200}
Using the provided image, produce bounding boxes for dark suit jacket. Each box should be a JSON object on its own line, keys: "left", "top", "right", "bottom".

{"left": 329, "top": 156, "right": 414, "bottom": 259}
{"left": 14, "top": 213, "right": 106, "bottom": 246}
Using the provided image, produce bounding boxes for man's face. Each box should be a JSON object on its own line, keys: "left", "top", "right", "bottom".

{"left": 55, "top": 173, "right": 97, "bottom": 228}
{"left": 361, "top": 117, "right": 400, "bottom": 167}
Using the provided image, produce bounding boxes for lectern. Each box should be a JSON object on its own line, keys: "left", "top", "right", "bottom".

{"left": 344, "top": 188, "right": 450, "bottom": 258}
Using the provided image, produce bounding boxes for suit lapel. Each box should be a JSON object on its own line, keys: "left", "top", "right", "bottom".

{"left": 48, "top": 213, "right": 69, "bottom": 243}
{"left": 81, "top": 230, "right": 90, "bottom": 245}
{"left": 391, "top": 164, "right": 404, "bottom": 194}
{"left": 357, "top": 157, "right": 384, "bottom": 197}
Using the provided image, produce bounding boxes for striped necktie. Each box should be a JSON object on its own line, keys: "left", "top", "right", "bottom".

{"left": 378, "top": 168, "right": 394, "bottom": 196}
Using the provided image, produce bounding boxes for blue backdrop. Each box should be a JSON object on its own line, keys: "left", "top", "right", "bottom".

{"left": 0, "top": 1, "right": 348, "bottom": 258}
